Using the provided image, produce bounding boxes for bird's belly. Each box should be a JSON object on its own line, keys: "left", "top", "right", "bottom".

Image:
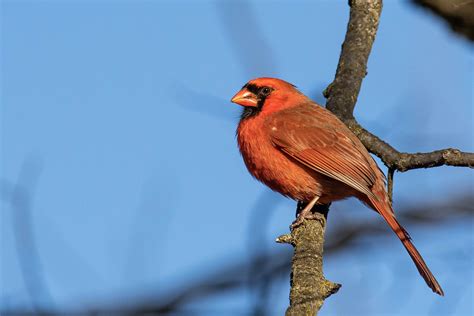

{"left": 238, "top": 121, "right": 355, "bottom": 204}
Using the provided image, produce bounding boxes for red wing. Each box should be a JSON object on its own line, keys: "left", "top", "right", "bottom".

{"left": 268, "top": 105, "right": 378, "bottom": 199}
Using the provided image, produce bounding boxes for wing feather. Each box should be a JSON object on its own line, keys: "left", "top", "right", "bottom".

{"left": 268, "top": 104, "right": 378, "bottom": 199}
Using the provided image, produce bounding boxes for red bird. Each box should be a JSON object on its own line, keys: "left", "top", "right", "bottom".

{"left": 231, "top": 77, "right": 444, "bottom": 296}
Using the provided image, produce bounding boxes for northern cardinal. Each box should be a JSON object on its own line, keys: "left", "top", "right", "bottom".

{"left": 231, "top": 77, "right": 444, "bottom": 296}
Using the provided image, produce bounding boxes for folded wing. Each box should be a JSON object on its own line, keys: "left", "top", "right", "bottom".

{"left": 268, "top": 104, "right": 378, "bottom": 200}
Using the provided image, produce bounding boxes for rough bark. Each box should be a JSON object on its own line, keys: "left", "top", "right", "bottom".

{"left": 277, "top": 204, "right": 340, "bottom": 316}
{"left": 325, "top": 0, "right": 383, "bottom": 120}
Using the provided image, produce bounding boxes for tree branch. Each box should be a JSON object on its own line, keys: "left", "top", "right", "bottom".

{"left": 344, "top": 120, "right": 474, "bottom": 172}
{"left": 284, "top": 0, "right": 473, "bottom": 313}
{"left": 277, "top": 204, "right": 340, "bottom": 315}
{"left": 322, "top": 0, "right": 474, "bottom": 173}
{"left": 324, "top": 0, "right": 383, "bottom": 120}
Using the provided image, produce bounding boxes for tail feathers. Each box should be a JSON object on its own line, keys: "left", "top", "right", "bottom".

{"left": 370, "top": 197, "right": 444, "bottom": 296}
{"left": 402, "top": 233, "right": 444, "bottom": 296}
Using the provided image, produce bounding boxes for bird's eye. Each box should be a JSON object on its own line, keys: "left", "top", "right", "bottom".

{"left": 260, "top": 87, "right": 272, "bottom": 96}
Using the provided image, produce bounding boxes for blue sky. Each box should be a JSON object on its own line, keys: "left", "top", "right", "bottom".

{"left": 1, "top": 1, "right": 473, "bottom": 315}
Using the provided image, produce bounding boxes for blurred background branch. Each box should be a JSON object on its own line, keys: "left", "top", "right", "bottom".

{"left": 3, "top": 193, "right": 470, "bottom": 315}
{"left": 411, "top": 0, "right": 474, "bottom": 41}
{"left": 110, "top": 194, "right": 473, "bottom": 315}
{"left": 0, "top": 158, "right": 53, "bottom": 314}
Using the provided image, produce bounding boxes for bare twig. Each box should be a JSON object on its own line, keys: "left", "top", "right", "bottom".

{"left": 387, "top": 168, "right": 395, "bottom": 204}
{"left": 345, "top": 120, "right": 474, "bottom": 172}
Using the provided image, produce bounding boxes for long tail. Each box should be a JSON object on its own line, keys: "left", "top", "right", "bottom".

{"left": 368, "top": 193, "right": 444, "bottom": 296}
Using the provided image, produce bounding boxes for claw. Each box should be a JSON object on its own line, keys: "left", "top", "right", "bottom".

{"left": 290, "top": 196, "right": 321, "bottom": 229}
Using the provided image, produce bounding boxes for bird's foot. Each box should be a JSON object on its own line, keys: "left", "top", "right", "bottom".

{"left": 290, "top": 196, "right": 322, "bottom": 230}
{"left": 290, "top": 212, "right": 324, "bottom": 230}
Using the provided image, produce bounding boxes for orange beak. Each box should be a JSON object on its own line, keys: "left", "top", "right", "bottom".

{"left": 231, "top": 89, "right": 258, "bottom": 107}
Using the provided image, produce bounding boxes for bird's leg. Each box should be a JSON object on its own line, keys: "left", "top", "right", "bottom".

{"left": 291, "top": 195, "right": 321, "bottom": 229}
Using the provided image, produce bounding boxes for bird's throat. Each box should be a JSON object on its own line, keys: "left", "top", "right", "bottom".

{"left": 240, "top": 95, "right": 268, "bottom": 121}
{"left": 240, "top": 106, "right": 261, "bottom": 120}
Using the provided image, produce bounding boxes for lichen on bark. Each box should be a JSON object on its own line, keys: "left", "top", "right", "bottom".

{"left": 277, "top": 205, "right": 340, "bottom": 315}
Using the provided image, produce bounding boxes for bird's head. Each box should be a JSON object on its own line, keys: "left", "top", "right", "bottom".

{"left": 231, "top": 77, "right": 308, "bottom": 120}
